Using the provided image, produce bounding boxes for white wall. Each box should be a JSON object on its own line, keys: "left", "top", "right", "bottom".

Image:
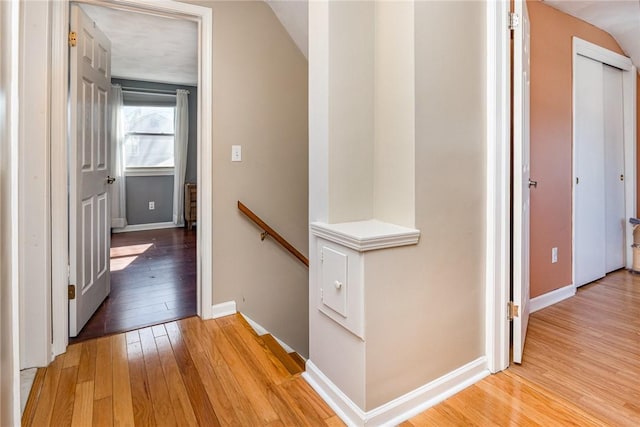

{"left": 0, "top": 0, "right": 21, "bottom": 423}
{"left": 19, "top": 0, "right": 52, "bottom": 369}
{"left": 309, "top": 0, "right": 488, "bottom": 413}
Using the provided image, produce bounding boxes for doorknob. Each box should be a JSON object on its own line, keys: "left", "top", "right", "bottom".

{"left": 106, "top": 176, "right": 116, "bottom": 184}
{"left": 528, "top": 179, "right": 537, "bottom": 189}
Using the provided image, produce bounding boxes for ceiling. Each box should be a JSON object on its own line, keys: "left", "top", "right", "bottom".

{"left": 79, "top": 1, "right": 637, "bottom": 87}
{"left": 80, "top": 4, "right": 198, "bottom": 86}
{"left": 544, "top": 0, "right": 640, "bottom": 69}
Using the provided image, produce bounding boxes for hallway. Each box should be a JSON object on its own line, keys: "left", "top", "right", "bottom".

{"left": 404, "top": 269, "right": 640, "bottom": 426}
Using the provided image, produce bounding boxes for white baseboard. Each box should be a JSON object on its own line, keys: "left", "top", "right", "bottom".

{"left": 303, "top": 357, "right": 489, "bottom": 426}
{"left": 211, "top": 301, "right": 237, "bottom": 318}
{"left": 530, "top": 284, "right": 575, "bottom": 313}
{"left": 241, "top": 313, "right": 297, "bottom": 354}
{"left": 111, "top": 221, "right": 182, "bottom": 233}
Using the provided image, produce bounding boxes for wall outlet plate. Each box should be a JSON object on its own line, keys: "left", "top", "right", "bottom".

{"left": 231, "top": 145, "right": 242, "bottom": 162}
{"left": 149, "top": 201, "right": 155, "bottom": 210}
{"left": 552, "top": 247, "right": 558, "bottom": 263}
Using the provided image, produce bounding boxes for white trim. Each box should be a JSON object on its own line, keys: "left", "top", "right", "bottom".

{"left": 211, "top": 301, "right": 237, "bottom": 319}
{"left": 485, "top": 0, "right": 511, "bottom": 373}
{"left": 571, "top": 37, "right": 637, "bottom": 289}
{"left": 124, "top": 167, "right": 175, "bottom": 177}
{"left": 530, "top": 284, "right": 576, "bottom": 313}
{"left": 50, "top": 0, "right": 214, "bottom": 358}
{"left": 50, "top": 0, "right": 70, "bottom": 360}
{"left": 309, "top": 220, "right": 420, "bottom": 252}
{"left": 240, "top": 313, "right": 297, "bottom": 354}
{"left": 573, "top": 38, "right": 634, "bottom": 71}
{"left": 111, "top": 221, "right": 181, "bottom": 233}
{"left": 303, "top": 358, "right": 489, "bottom": 427}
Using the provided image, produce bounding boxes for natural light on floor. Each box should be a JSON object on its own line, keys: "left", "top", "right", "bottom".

{"left": 110, "top": 243, "right": 153, "bottom": 271}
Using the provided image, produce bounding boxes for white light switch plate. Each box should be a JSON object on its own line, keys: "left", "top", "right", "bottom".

{"left": 231, "top": 145, "right": 242, "bottom": 162}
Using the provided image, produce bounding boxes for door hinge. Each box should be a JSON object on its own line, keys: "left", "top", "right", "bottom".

{"left": 509, "top": 12, "right": 520, "bottom": 30}
{"left": 68, "top": 31, "right": 77, "bottom": 47}
{"left": 68, "top": 284, "right": 76, "bottom": 300}
{"left": 508, "top": 301, "right": 519, "bottom": 320}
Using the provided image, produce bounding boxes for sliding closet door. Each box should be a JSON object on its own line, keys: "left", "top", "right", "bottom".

{"left": 574, "top": 54, "right": 606, "bottom": 287}
{"left": 603, "top": 64, "right": 625, "bottom": 273}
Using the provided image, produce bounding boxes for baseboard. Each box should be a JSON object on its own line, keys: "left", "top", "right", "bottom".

{"left": 530, "top": 284, "right": 575, "bottom": 313}
{"left": 111, "top": 221, "right": 182, "bottom": 233}
{"left": 303, "top": 357, "right": 489, "bottom": 426}
{"left": 211, "top": 301, "right": 237, "bottom": 318}
{"left": 240, "top": 313, "right": 296, "bottom": 354}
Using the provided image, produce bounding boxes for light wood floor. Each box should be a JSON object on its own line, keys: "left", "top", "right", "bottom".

{"left": 24, "top": 270, "right": 639, "bottom": 426}
{"left": 404, "top": 269, "right": 640, "bottom": 426}
{"left": 23, "top": 314, "right": 343, "bottom": 427}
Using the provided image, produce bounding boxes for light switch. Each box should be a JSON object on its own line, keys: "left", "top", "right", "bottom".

{"left": 231, "top": 145, "right": 242, "bottom": 162}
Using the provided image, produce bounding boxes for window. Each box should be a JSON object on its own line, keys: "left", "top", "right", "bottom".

{"left": 123, "top": 105, "right": 175, "bottom": 174}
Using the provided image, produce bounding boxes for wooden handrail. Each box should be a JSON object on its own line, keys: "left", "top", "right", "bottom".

{"left": 237, "top": 201, "right": 309, "bottom": 267}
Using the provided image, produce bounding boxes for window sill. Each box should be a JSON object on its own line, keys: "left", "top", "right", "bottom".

{"left": 125, "top": 167, "right": 175, "bottom": 177}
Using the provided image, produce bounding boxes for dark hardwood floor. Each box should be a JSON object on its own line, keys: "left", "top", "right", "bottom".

{"left": 70, "top": 227, "right": 197, "bottom": 343}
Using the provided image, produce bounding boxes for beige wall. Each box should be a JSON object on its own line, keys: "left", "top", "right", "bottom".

{"left": 328, "top": 1, "right": 375, "bottom": 223}
{"left": 190, "top": 1, "right": 309, "bottom": 355}
{"left": 364, "top": 0, "right": 486, "bottom": 409}
{"left": 528, "top": 0, "right": 627, "bottom": 298}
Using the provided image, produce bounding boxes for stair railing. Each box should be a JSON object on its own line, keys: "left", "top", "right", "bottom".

{"left": 237, "top": 201, "right": 309, "bottom": 267}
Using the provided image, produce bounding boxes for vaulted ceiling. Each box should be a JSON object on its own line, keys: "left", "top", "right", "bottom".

{"left": 544, "top": 0, "right": 640, "bottom": 69}
{"left": 80, "top": 1, "right": 636, "bottom": 87}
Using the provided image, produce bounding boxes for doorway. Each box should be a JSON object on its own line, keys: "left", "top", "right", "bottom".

{"left": 48, "top": 0, "right": 213, "bottom": 358}
{"left": 66, "top": 3, "right": 200, "bottom": 341}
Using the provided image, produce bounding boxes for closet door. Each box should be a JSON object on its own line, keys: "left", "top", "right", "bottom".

{"left": 574, "top": 54, "right": 606, "bottom": 287}
{"left": 603, "top": 64, "right": 625, "bottom": 272}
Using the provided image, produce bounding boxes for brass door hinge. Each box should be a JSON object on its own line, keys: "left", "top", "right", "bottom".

{"left": 508, "top": 301, "right": 519, "bottom": 320}
{"left": 68, "top": 31, "right": 77, "bottom": 47}
{"left": 68, "top": 284, "right": 76, "bottom": 300}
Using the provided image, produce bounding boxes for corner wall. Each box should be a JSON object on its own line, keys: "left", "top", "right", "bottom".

{"left": 194, "top": 1, "right": 310, "bottom": 355}
{"left": 528, "top": 0, "right": 626, "bottom": 298}
{"left": 364, "top": 0, "right": 486, "bottom": 409}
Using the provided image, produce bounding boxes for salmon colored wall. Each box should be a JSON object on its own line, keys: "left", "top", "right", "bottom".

{"left": 528, "top": 0, "right": 626, "bottom": 298}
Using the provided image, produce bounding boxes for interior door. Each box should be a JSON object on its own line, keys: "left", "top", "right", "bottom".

{"left": 603, "top": 64, "right": 625, "bottom": 273}
{"left": 512, "top": 0, "right": 531, "bottom": 364}
{"left": 574, "top": 55, "right": 606, "bottom": 287}
{"left": 69, "top": 4, "right": 112, "bottom": 336}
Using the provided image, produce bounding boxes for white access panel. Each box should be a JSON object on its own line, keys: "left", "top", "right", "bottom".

{"left": 321, "top": 246, "right": 348, "bottom": 317}
{"left": 317, "top": 239, "right": 364, "bottom": 339}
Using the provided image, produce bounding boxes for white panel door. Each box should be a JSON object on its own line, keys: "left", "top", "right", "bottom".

{"left": 69, "top": 5, "right": 112, "bottom": 336}
{"left": 575, "top": 55, "right": 606, "bottom": 288}
{"left": 512, "top": 0, "right": 531, "bottom": 365}
{"left": 603, "top": 64, "right": 625, "bottom": 273}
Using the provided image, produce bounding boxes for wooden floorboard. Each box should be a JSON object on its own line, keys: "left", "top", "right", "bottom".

{"left": 29, "top": 271, "right": 640, "bottom": 425}
{"left": 408, "top": 269, "right": 640, "bottom": 426}
{"left": 71, "top": 228, "right": 197, "bottom": 343}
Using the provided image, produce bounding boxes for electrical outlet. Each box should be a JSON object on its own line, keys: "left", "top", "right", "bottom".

{"left": 552, "top": 247, "right": 558, "bottom": 263}
{"left": 149, "top": 201, "right": 155, "bottom": 210}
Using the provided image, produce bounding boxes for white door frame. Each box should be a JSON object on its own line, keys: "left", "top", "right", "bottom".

{"left": 485, "top": 0, "right": 511, "bottom": 373}
{"left": 50, "top": 0, "right": 213, "bottom": 358}
{"left": 571, "top": 37, "right": 637, "bottom": 288}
